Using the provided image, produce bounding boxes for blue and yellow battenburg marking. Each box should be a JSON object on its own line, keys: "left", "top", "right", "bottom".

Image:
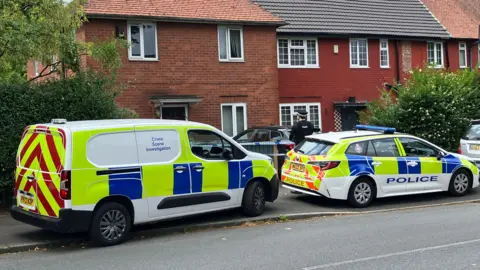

{"left": 107, "top": 167, "right": 143, "bottom": 200}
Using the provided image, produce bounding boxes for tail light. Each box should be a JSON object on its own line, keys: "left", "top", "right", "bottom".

{"left": 60, "top": 170, "right": 71, "bottom": 200}
{"left": 458, "top": 144, "right": 462, "bottom": 154}
{"left": 286, "top": 144, "right": 295, "bottom": 151}
{"left": 308, "top": 161, "right": 341, "bottom": 170}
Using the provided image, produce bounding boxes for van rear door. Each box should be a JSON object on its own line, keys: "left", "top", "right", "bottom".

{"left": 15, "top": 125, "right": 67, "bottom": 218}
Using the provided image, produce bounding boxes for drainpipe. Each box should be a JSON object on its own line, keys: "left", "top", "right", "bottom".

{"left": 445, "top": 40, "right": 450, "bottom": 69}
{"left": 394, "top": 40, "right": 400, "bottom": 84}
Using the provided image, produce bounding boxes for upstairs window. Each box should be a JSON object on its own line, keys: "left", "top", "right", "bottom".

{"left": 277, "top": 38, "right": 318, "bottom": 68}
{"left": 128, "top": 23, "right": 158, "bottom": 61}
{"left": 459, "top": 42, "right": 467, "bottom": 68}
{"left": 380, "top": 40, "right": 389, "bottom": 68}
{"left": 427, "top": 41, "right": 444, "bottom": 68}
{"left": 218, "top": 26, "right": 244, "bottom": 62}
{"left": 350, "top": 39, "right": 368, "bottom": 67}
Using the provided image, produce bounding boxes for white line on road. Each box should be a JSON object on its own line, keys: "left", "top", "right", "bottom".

{"left": 302, "top": 238, "right": 480, "bottom": 270}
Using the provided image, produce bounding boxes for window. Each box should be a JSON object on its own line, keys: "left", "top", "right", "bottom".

{"left": 51, "top": 55, "right": 58, "bottom": 72}
{"left": 366, "top": 141, "right": 377, "bottom": 156}
{"left": 427, "top": 41, "right": 444, "bottom": 68}
{"left": 188, "top": 130, "right": 245, "bottom": 160}
{"left": 252, "top": 130, "right": 270, "bottom": 142}
{"left": 370, "top": 138, "right": 399, "bottom": 157}
{"left": 128, "top": 23, "right": 158, "bottom": 60}
{"left": 221, "top": 103, "right": 247, "bottom": 136}
{"left": 459, "top": 42, "right": 468, "bottom": 68}
{"left": 380, "top": 40, "right": 389, "bottom": 68}
{"left": 279, "top": 103, "right": 321, "bottom": 128}
{"left": 34, "top": 61, "right": 39, "bottom": 76}
{"left": 277, "top": 38, "right": 318, "bottom": 68}
{"left": 87, "top": 132, "right": 139, "bottom": 166}
{"left": 399, "top": 138, "right": 438, "bottom": 157}
{"left": 295, "top": 139, "right": 333, "bottom": 155}
{"left": 218, "top": 26, "right": 244, "bottom": 62}
{"left": 350, "top": 39, "right": 368, "bottom": 67}
{"left": 234, "top": 130, "right": 255, "bottom": 142}
{"left": 346, "top": 141, "right": 367, "bottom": 155}
{"left": 135, "top": 130, "right": 181, "bottom": 164}
{"left": 270, "top": 130, "right": 283, "bottom": 140}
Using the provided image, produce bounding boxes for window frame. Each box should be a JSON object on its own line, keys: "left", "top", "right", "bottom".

{"left": 350, "top": 38, "right": 369, "bottom": 68}
{"left": 459, "top": 42, "right": 468, "bottom": 68}
{"left": 427, "top": 41, "right": 444, "bottom": 68}
{"left": 277, "top": 37, "right": 319, "bottom": 68}
{"left": 34, "top": 61, "right": 39, "bottom": 76}
{"left": 279, "top": 103, "right": 322, "bottom": 129}
{"left": 218, "top": 25, "right": 245, "bottom": 62}
{"left": 220, "top": 103, "right": 247, "bottom": 136}
{"left": 127, "top": 22, "right": 159, "bottom": 61}
{"left": 379, "top": 39, "right": 389, "bottom": 68}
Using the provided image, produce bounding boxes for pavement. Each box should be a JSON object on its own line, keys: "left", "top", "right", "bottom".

{"left": 1, "top": 186, "right": 480, "bottom": 254}
{"left": 2, "top": 202, "right": 480, "bottom": 269}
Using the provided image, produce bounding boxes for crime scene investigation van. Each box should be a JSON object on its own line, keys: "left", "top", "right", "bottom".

{"left": 11, "top": 119, "right": 280, "bottom": 245}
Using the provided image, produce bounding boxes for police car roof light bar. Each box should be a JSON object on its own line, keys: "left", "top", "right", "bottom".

{"left": 355, "top": 125, "right": 396, "bottom": 134}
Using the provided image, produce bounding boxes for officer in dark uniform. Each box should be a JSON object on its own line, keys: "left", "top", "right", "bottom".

{"left": 289, "top": 110, "right": 314, "bottom": 145}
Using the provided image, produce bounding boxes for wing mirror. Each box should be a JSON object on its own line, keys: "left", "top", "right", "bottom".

{"left": 222, "top": 149, "right": 234, "bottom": 160}
{"left": 436, "top": 151, "right": 446, "bottom": 160}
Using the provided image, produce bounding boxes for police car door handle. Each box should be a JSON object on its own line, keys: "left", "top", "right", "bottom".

{"left": 192, "top": 165, "right": 204, "bottom": 171}
{"left": 174, "top": 166, "right": 187, "bottom": 173}
{"left": 407, "top": 161, "right": 418, "bottom": 166}
{"left": 371, "top": 161, "right": 382, "bottom": 166}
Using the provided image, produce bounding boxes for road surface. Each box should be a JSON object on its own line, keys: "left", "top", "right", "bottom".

{"left": 2, "top": 202, "right": 480, "bottom": 270}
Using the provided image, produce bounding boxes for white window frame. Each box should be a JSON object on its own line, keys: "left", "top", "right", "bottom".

{"left": 427, "top": 41, "right": 444, "bottom": 68}
{"left": 34, "top": 61, "right": 39, "bottom": 76}
{"left": 350, "top": 39, "right": 369, "bottom": 68}
{"left": 218, "top": 26, "right": 244, "bottom": 62}
{"left": 459, "top": 42, "right": 468, "bottom": 68}
{"left": 277, "top": 37, "right": 319, "bottom": 68}
{"left": 127, "top": 22, "right": 158, "bottom": 61}
{"left": 278, "top": 103, "right": 322, "bottom": 129}
{"left": 220, "top": 103, "right": 247, "bottom": 136}
{"left": 379, "top": 39, "right": 389, "bottom": 68}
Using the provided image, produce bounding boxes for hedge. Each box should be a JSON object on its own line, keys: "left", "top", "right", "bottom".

{"left": 0, "top": 72, "right": 137, "bottom": 201}
{"left": 360, "top": 68, "right": 480, "bottom": 152}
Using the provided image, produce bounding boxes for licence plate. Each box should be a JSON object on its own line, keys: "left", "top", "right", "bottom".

{"left": 18, "top": 194, "right": 35, "bottom": 210}
{"left": 283, "top": 177, "right": 309, "bottom": 189}
{"left": 291, "top": 163, "right": 305, "bottom": 172}
{"left": 471, "top": 144, "right": 480, "bottom": 151}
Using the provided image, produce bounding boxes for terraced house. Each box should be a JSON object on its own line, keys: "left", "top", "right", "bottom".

{"left": 28, "top": 0, "right": 284, "bottom": 137}
{"left": 254, "top": 0, "right": 457, "bottom": 132}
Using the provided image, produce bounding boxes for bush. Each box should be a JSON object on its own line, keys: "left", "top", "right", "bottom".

{"left": 360, "top": 68, "right": 480, "bottom": 152}
{"left": 0, "top": 72, "right": 138, "bottom": 196}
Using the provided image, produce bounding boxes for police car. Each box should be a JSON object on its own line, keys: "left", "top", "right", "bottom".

{"left": 281, "top": 125, "right": 480, "bottom": 207}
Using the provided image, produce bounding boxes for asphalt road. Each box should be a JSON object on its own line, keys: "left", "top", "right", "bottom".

{"left": 2, "top": 202, "right": 480, "bottom": 270}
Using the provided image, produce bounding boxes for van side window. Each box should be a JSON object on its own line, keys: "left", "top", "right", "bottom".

{"left": 135, "top": 130, "right": 181, "bottom": 163}
{"left": 87, "top": 132, "right": 139, "bottom": 167}
{"left": 188, "top": 130, "right": 244, "bottom": 160}
{"left": 346, "top": 141, "right": 367, "bottom": 155}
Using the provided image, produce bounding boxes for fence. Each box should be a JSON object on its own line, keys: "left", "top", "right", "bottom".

{"left": 238, "top": 141, "right": 294, "bottom": 173}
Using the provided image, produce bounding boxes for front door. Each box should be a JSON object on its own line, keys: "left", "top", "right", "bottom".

{"left": 398, "top": 137, "right": 445, "bottom": 192}
{"left": 340, "top": 107, "right": 360, "bottom": 131}
{"left": 185, "top": 129, "right": 241, "bottom": 211}
{"left": 161, "top": 106, "right": 187, "bottom": 120}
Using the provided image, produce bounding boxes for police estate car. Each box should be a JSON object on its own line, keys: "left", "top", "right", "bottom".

{"left": 281, "top": 125, "right": 479, "bottom": 207}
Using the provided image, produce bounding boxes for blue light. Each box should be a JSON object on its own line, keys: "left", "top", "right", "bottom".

{"left": 355, "top": 125, "right": 396, "bottom": 134}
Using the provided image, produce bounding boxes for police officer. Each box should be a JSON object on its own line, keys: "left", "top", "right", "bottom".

{"left": 289, "top": 110, "right": 314, "bottom": 145}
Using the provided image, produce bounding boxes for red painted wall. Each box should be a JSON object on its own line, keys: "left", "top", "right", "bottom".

{"left": 279, "top": 38, "right": 399, "bottom": 132}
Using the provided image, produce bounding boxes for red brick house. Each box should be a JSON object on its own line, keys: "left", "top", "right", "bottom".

{"left": 29, "top": 0, "right": 284, "bottom": 137}
{"left": 255, "top": 0, "right": 461, "bottom": 132}
{"left": 422, "top": 0, "right": 480, "bottom": 69}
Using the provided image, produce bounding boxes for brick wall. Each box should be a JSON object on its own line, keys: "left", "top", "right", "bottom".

{"left": 83, "top": 19, "right": 280, "bottom": 130}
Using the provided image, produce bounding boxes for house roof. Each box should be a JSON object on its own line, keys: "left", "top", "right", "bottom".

{"left": 84, "top": 0, "right": 284, "bottom": 25}
{"left": 254, "top": 0, "right": 451, "bottom": 38}
{"left": 422, "top": 0, "right": 479, "bottom": 39}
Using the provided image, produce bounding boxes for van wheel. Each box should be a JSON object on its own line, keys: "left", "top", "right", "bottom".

{"left": 449, "top": 169, "right": 471, "bottom": 196}
{"left": 89, "top": 202, "right": 131, "bottom": 246}
{"left": 347, "top": 177, "right": 375, "bottom": 208}
{"left": 242, "top": 181, "right": 266, "bottom": 217}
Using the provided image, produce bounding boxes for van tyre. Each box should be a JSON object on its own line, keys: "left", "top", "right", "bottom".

{"left": 90, "top": 202, "right": 132, "bottom": 246}
{"left": 449, "top": 169, "right": 471, "bottom": 196}
{"left": 242, "top": 181, "right": 266, "bottom": 217}
{"left": 348, "top": 177, "right": 375, "bottom": 208}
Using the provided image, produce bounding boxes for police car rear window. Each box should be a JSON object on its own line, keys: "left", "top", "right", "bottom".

{"left": 295, "top": 139, "right": 333, "bottom": 155}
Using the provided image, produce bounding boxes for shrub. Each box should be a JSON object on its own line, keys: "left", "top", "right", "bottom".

{"left": 0, "top": 72, "right": 138, "bottom": 197}
{"left": 360, "top": 68, "right": 480, "bottom": 152}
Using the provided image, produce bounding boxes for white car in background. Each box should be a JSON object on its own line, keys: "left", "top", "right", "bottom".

{"left": 459, "top": 120, "right": 480, "bottom": 167}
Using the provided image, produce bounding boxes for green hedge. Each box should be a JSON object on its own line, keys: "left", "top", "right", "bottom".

{"left": 360, "top": 68, "right": 480, "bottom": 152}
{"left": 0, "top": 72, "right": 137, "bottom": 198}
